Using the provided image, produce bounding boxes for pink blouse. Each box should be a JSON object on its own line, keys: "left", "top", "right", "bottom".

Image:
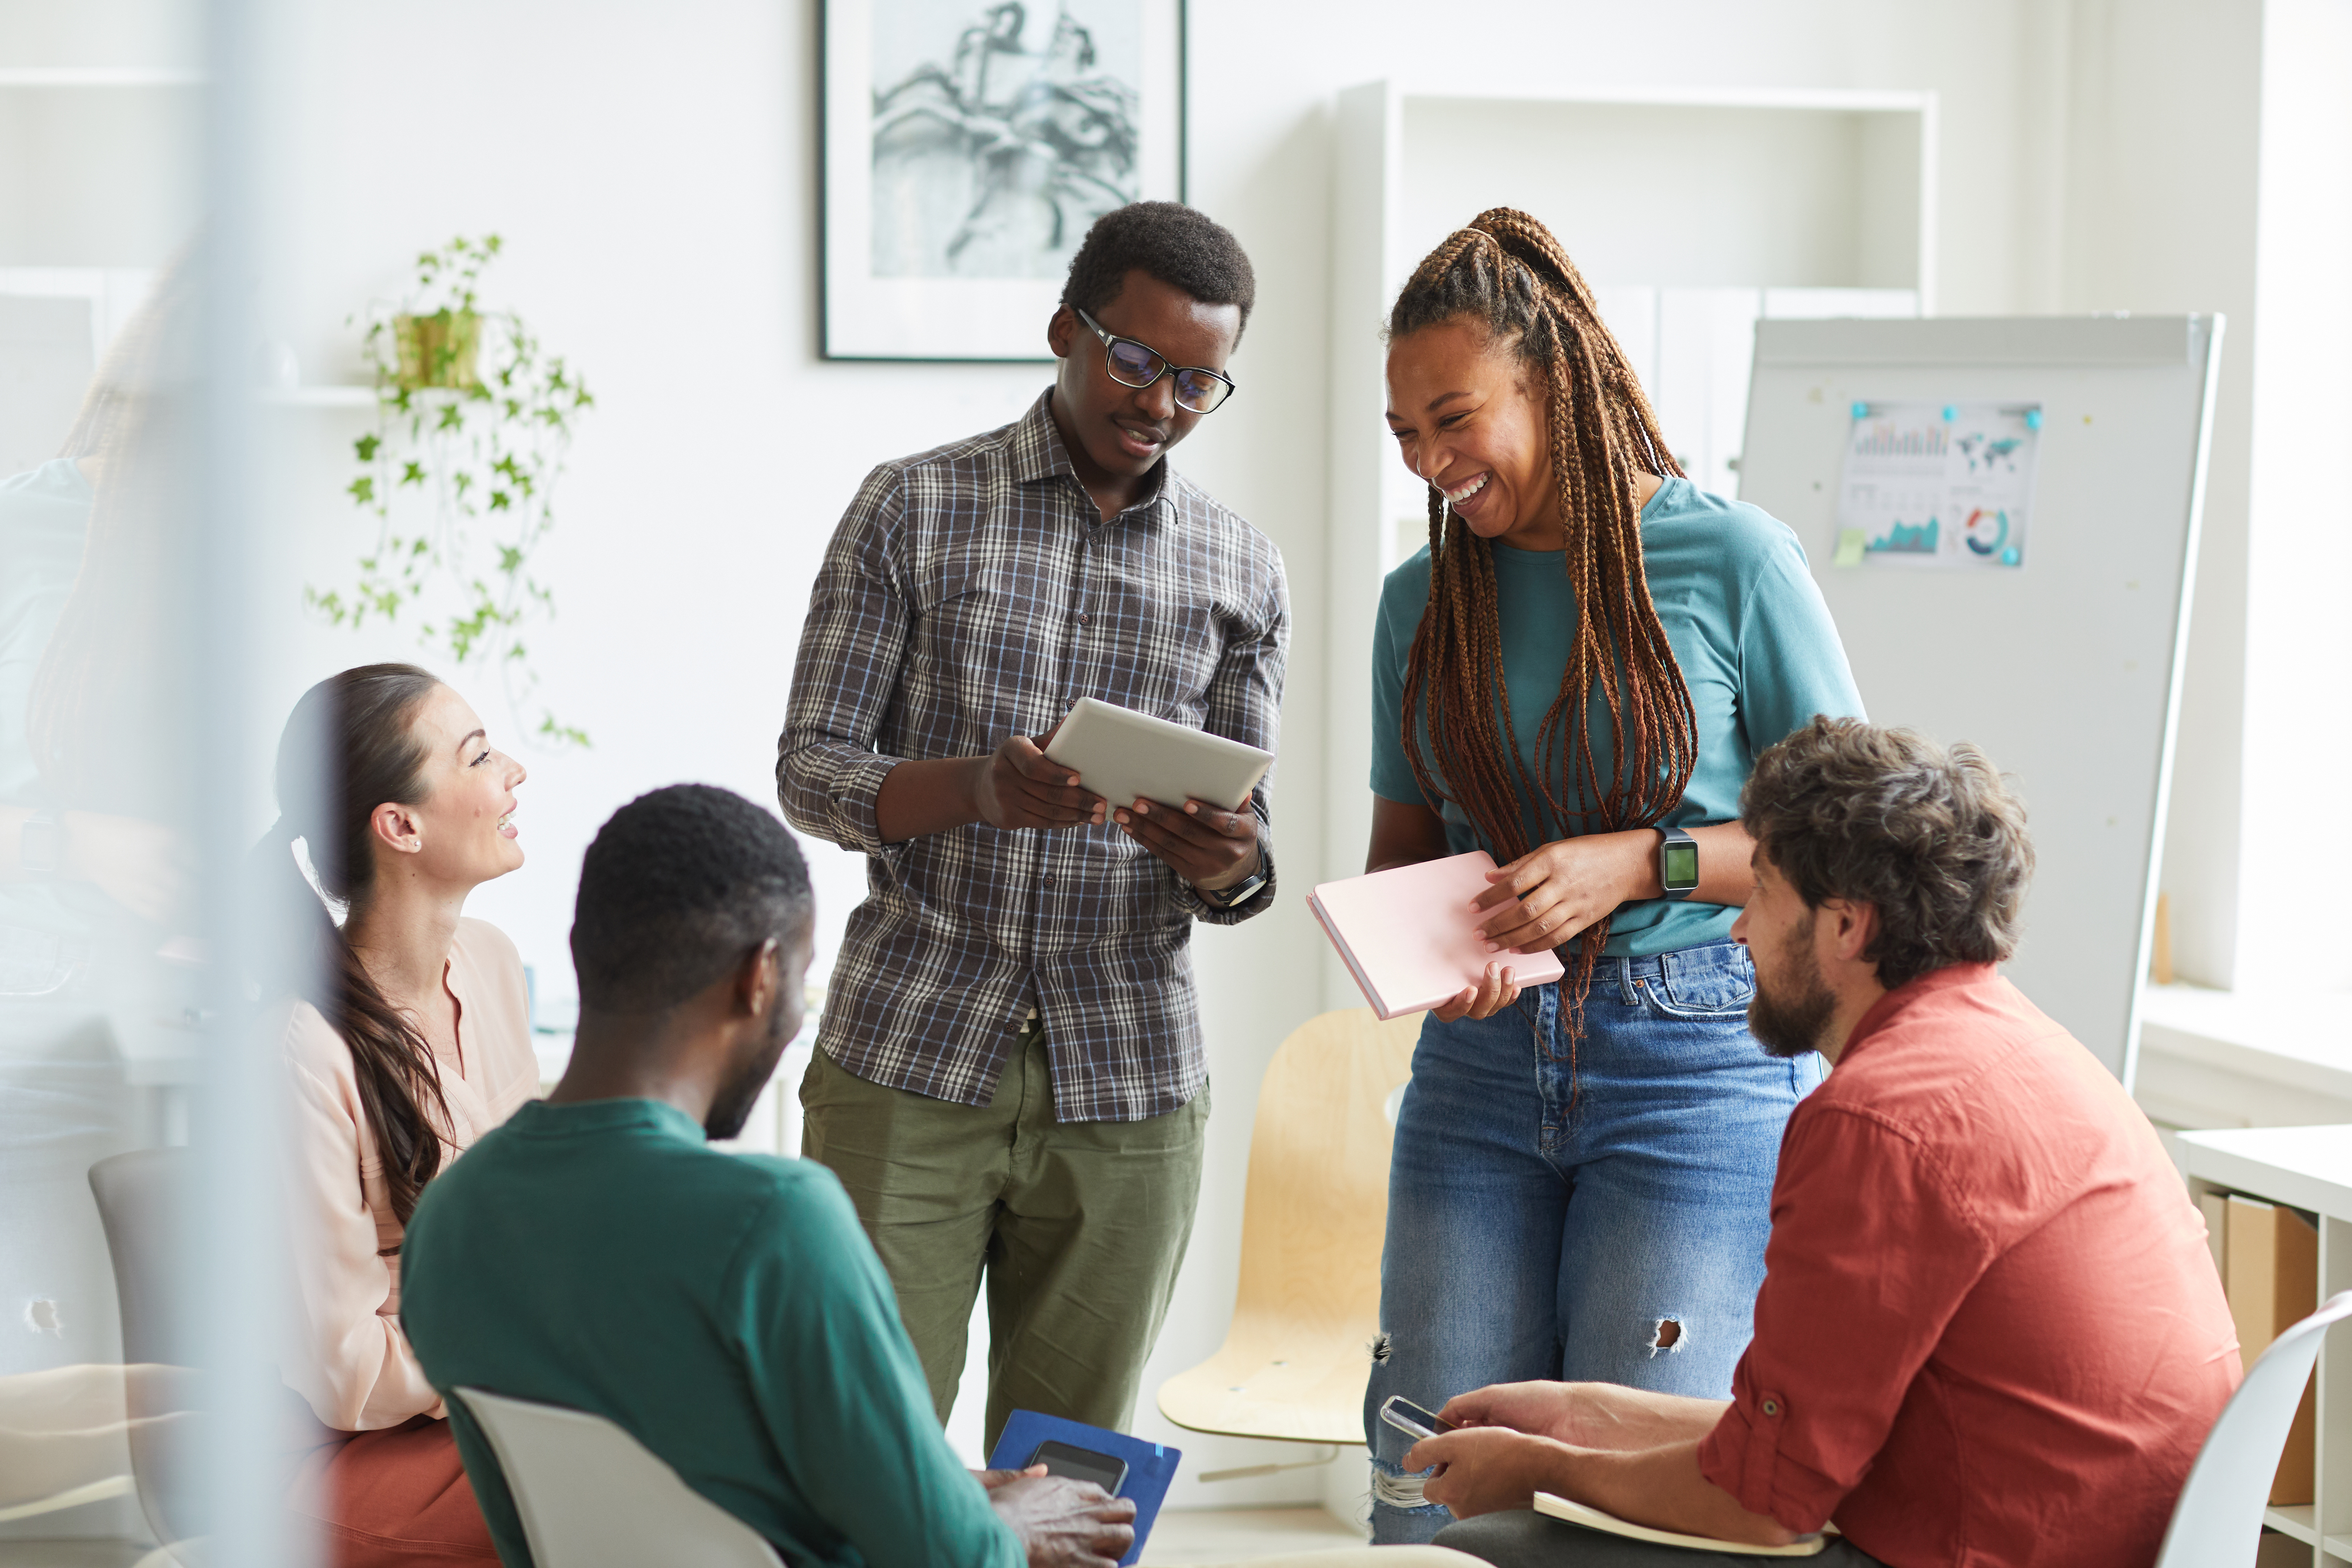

{"left": 276, "top": 917, "right": 539, "bottom": 1431}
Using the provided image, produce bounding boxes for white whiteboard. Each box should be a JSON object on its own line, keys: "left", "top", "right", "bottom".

{"left": 1739, "top": 315, "right": 2223, "bottom": 1084}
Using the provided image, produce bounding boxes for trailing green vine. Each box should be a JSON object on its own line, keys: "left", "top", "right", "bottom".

{"left": 308, "top": 234, "right": 596, "bottom": 747}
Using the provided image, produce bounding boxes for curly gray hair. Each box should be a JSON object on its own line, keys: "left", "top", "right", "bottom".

{"left": 1741, "top": 718, "right": 2033, "bottom": 989}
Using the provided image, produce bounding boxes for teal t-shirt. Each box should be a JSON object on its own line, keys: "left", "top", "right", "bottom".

{"left": 400, "top": 1098, "right": 1024, "bottom": 1568}
{"left": 1370, "top": 477, "right": 1864, "bottom": 957}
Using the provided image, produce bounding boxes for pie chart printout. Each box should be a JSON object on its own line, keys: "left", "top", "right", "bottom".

{"left": 1834, "top": 400, "right": 2040, "bottom": 571}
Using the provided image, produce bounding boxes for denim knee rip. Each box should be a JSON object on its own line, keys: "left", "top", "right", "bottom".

{"left": 1368, "top": 1458, "right": 1443, "bottom": 1511}
{"left": 1367, "top": 1333, "right": 1444, "bottom": 1514}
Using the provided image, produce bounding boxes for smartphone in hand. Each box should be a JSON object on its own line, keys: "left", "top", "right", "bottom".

{"left": 1029, "top": 1439, "right": 1129, "bottom": 1496}
{"left": 1378, "top": 1395, "right": 1456, "bottom": 1442}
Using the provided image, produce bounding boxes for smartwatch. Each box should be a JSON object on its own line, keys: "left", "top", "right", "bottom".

{"left": 1200, "top": 866, "right": 1269, "bottom": 909}
{"left": 1655, "top": 825, "right": 1699, "bottom": 901}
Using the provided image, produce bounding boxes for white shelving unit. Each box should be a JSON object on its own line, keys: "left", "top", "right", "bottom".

{"left": 0, "top": 67, "right": 203, "bottom": 267}
{"left": 2178, "top": 1127, "right": 2352, "bottom": 1564}
{"left": 1318, "top": 83, "right": 1936, "bottom": 1011}
{"left": 0, "top": 64, "right": 203, "bottom": 442}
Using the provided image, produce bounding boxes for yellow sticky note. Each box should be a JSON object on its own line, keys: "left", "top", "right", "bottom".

{"left": 1833, "top": 528, "right": 1867, "bottom": 567}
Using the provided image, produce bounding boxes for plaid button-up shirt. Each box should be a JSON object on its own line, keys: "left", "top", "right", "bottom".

{"left": 778, "top": 393, "right": 1288, "bottom": 1122}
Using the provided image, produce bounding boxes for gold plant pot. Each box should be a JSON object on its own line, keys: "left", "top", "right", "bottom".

{"left": 392, "top": 309, "right": 482, "bottom": 392}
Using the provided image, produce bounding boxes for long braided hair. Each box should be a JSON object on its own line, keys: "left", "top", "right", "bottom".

{"left": 1390, "top": 209, "right": 1699, "bottom": 1034}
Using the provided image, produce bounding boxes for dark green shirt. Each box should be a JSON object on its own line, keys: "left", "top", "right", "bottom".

{"left": 400, "top": 1098, "right": 1023, "bottom": 1568}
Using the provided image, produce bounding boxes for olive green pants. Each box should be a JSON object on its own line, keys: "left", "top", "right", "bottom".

{"left": 800, "top": 1025, "right": 1208, "bottom": 1452}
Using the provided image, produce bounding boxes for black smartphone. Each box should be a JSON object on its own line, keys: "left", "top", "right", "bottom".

{"left": 1029, "top": 1439, "right": 1128, "bottom": 1495}
{"left": 1378, "top": 1395, "right": 1457, "bottom": 1441}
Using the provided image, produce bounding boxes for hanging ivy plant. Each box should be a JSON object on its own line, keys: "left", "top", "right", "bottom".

{"left": 307, "top": 234, "right": 596, "bottom": 747}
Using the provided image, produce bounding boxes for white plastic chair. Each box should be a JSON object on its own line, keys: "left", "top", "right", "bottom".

{"left": 2153, "top": 1289, "right": 2352, "bottom": 1568}
{"left": 454, "top": 1387, "right": 784, "bottom": 1568}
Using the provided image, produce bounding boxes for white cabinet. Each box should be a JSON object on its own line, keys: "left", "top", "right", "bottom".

{"left": 2179, "top": 1126, "right": 2352, "bottom": 1566}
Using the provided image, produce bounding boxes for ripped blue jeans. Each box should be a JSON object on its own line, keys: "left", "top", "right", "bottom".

{"left": 1363, "top": 941, "right": 1822, "bottom": 1545}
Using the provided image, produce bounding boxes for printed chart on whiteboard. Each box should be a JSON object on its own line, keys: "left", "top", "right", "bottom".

{"left": 1833, "top": 401, "right": 2042, "bottom": 569}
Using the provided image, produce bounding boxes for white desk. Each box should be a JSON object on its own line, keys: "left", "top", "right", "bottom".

{"left": 2178, "top": 1126, "right": 2352, "bottom": 1564}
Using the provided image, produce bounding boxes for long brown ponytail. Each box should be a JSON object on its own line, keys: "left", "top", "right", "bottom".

{"left": 259, "top": 664, "right": 452, "bottom": 1229}
{"left": 1389, "top": 209, "right": 1699, "bottom": 1031}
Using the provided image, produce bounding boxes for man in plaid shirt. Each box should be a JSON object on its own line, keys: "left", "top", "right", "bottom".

{"left": 778, "top": 204, "right": 1287, "bottom": 1449}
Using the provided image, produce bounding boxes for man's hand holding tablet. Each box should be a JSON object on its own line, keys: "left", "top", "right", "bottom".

{"left": 1112, "top": 794, "right": 1260, "bottom": 889}
{"left": 973, "top": 727, "right": 1107, "bottom": 831}
{"left": 1044, "top": 698, "right": 1275, "bottom": 898}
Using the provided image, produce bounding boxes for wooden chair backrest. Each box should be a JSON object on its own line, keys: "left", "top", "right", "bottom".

{"left": 1230, "top": 1008, "right": 1420, "bottom": 1342}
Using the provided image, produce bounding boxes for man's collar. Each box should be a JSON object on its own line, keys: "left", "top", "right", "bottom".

{"left": 515, "top": 1094, "right": 706, "bottom": 1144}
{"left": 1013, "top": 389, "right": 1173, "bottom": 519}
{"left": 1837, "top": 961, "right": 2002, "bottom": 1064}
{"left": 1010, "top": 390, "right": 1071, "bottom": 485}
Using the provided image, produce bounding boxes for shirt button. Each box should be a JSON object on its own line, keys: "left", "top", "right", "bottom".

{"left": 1761, "top": 1399, "right": 1781, "bottom": 1416}
{"left": 1043, "top": 874, "right": 1057, "bottom": 887}
{"left": 1076, "top": 612, "right": 1090, "bottom": 624}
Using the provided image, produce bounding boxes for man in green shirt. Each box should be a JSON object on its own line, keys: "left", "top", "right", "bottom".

{"left": 399, "top": 784, "right": 1133, "bottom": 1568}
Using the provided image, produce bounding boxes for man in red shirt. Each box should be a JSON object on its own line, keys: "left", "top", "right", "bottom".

{"left": 1413, "top": 718, "right": 2240, "bottom": 1567}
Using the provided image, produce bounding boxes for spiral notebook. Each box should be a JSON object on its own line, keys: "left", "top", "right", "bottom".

{"left": 1308, "top": 851, "right": 1565, "bottom": 1020}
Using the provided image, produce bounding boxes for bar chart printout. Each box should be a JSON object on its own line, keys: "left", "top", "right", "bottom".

{"left": 1834, "top": 400, "right": 2042, "bottom": 569}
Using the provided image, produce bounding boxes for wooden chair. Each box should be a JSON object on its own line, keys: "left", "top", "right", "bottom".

{"left": 1157, "top": 1007, "right": 1419, "bottom": 1448}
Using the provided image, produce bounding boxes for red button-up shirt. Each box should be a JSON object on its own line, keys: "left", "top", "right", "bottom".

{"left": 1698, "top": 964, "right": 2240, "bottom": 1566}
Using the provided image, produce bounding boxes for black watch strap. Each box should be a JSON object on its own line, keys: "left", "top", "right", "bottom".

{"left": 1656, "top": 824, "right": 1698, "bottom": 901}
{"left": 1202, "top": 866, "right": 1268, "bottom": 908}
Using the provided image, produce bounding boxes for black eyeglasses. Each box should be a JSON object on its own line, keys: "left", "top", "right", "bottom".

{"left": 1075, "top": 308, "right": 1237, "bottom": 415}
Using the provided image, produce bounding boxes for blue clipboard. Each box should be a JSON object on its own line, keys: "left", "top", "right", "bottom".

{"left": 987, "top": 1410, "right": 1181, "bottom": 1566}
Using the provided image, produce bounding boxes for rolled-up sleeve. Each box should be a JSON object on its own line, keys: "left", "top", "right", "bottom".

{"left": 1696, "top": 1107, "right": 1992, "bottom": 1533}
{"left": 1177, "top": 561, "right": 1288, "bottom": 926}
{"left": 778, "top": 468, "right": 913, "bottom": 860}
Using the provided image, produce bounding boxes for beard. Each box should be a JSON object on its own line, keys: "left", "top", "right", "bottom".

{"left": 703, "top": 1002, "right": 794, "bottom": 1140}
{"left": 1748, "top": 917, "right": 1837, "bottom": 1060}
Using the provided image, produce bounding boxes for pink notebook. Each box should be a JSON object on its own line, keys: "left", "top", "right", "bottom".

{"left": 1308, "top": 851, "right": 1567, "bottom": 1020}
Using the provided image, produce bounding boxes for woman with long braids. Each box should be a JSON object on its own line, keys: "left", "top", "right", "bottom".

{"left": 262, "top": 664, "right": 533, "bottom": 1565}
{"left": 1361, "top": 210, "right": 1863, "bottom": 1543}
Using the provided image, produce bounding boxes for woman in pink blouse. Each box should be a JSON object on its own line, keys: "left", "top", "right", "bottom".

{"left": 260, "top": 664, "right": 536, "bottom": 1566}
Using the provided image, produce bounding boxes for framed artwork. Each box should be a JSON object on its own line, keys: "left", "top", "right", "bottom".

{"left": 821, "top": 0, "right": 1187, "bottom": 360}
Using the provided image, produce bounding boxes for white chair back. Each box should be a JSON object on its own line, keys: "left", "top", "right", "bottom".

{"left": 454, "top": 1388, "right": 784, "bottom": 1568}
{"left": 2153, "top": 1289, "right": 2352, "bottom": 1568}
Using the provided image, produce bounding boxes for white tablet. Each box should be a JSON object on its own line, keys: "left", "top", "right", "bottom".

{"left": 1042, "top": 698, "right": 1273, "bottom": 813}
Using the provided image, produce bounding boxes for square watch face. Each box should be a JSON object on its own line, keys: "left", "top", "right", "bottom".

{"left": 1662, "top": 841, "right": 1700, "bottom": 888}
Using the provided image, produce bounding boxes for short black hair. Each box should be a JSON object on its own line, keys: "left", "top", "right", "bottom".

{"left": 1060, "top": 201, "right": 1256, "bottom": 339}
{"left": 571, "top": 784, "right": 813, "bottom": 1013}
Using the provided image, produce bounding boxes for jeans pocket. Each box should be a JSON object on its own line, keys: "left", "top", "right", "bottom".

{"left": 1645, "top": 945, "right": 1757, "bottom": 1020}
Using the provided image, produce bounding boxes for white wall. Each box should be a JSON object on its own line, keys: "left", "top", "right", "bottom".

{"left": 2050, "top": 0, "right": 2263, "bottom": 991}
{"left": 231, "top": 0, "right": 2275, "bottom": 1516}
{"left": 2235, "top": 0, "right": 2352, "bottom": 994}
